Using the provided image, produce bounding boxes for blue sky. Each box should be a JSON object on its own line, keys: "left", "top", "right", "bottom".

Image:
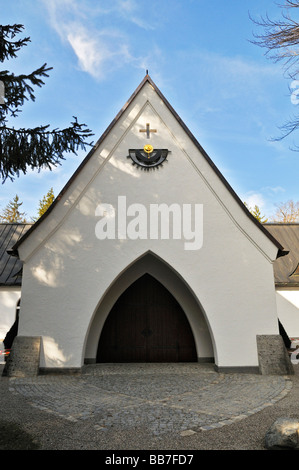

{"left": 1, "top": 0, "right": 299, "bottom": 220}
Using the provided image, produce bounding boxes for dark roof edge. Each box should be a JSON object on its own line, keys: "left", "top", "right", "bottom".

{"left": 290, "top": 262, "right": 299, "bottom": 277}
{"left": 265, "top": 223, "right": 299, "bottom": 226}
{"left": 275, "top": 282, "right": 299, "bottom": 288}
{"left": 11, "top": 74, "right": 284, "bottom": 255}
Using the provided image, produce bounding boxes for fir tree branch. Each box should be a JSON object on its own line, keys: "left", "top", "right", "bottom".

{"left": 0, "top": 64, "right": 53, "bottom": 118}
{"left": 0, "top": 24, "right": 94, "bottom": 182}
{"left": 0, "top": 118, "right": 94, "bottom": 182}
{"left": 0, "top": 24, "right": 30, "bottom": 62}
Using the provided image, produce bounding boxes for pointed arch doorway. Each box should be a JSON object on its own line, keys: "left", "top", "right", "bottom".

{"left": 96, "top": 274, "right": 197, "bottom": 362}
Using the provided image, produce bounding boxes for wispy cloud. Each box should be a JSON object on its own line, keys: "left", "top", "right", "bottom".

{"left": 66, "top": 26, "right": 133, "bottom": 79}
{"left": 181, "top": 49, "right": 282, "bottom": 103}
{"left": 262, "top": 186, "right": 286, "bottom": 195}
{"left": 40, "top": 0, "right": 154, "bottom": 79}
{"left": 241, "top": 186, "right": 286, "bottom": 219}
{"left": 243, "top": 191, "right": 266, "bottom": 210}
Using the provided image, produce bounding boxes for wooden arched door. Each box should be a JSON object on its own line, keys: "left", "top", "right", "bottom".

{"left": 97, "top": 274, "right": 197, "bottom": 362}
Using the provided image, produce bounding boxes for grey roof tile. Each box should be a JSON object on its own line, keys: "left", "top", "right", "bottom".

{"left": 265, "top": 224, "right": 299, "bottom": 287}
{"left": 0, "top": 223, "right": 33, "bottom": 286}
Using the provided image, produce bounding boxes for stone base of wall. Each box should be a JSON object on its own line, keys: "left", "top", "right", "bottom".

{"left": 39, "top": 367, "right": 81, "bottom": 375}
{"left": 257, "top": 334, "right": 294, "bottom": 375}
{"left": 215, "top": 365, "right": 260, "bottom": 374}
{"left": 2, "top": 334, "right": 293, "bottom": 377}
{"left": 2, "top": 336, "right": 41, "bottom": 377}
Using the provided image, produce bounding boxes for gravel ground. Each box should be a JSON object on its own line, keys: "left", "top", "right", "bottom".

{"left": 0, "top": 363, "right": 298, "bottom": 454}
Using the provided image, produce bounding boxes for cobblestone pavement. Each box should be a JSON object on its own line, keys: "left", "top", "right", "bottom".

{"left": 6, "top": 363, "right": 292, "bottom": 438}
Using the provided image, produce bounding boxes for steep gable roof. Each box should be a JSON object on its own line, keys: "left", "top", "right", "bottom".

{"left": 10, "top": 74, "right": 284, "bottom": 256}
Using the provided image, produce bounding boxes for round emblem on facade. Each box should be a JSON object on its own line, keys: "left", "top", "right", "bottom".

{"left": 127, "top": 148, "right": 169, "bottom": 169}
{"left": 143, "top": 144, "right": 154, "bottom": 154}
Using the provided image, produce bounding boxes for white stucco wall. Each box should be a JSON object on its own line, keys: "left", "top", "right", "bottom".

{"left": 277, "top": 289, "right": 299, "bottom": 338}
{"left": 0, "top": 286, "right": 20, "bottom": 340}
{"left": 16, "top": 81, "right": 280, "bottom": 370}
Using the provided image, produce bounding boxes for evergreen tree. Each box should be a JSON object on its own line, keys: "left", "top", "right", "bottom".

{"left": 250, "top": 205, "right": 268, "bottom": 223}
{"left": 244, "top": 202, "right": 268, "bottom": 223}
{"left": 0, "top": 24, "right": 93, "bottom": 183}
{"left": 0, "top": 194, "right": 27, "bottom": 222}
{"left": 36, "top": 187, "right": 55, "bottom": 219}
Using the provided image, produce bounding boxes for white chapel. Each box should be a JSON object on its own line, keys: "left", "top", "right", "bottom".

{"left": 4, "top": 75, "right": 293, "bottom": 376}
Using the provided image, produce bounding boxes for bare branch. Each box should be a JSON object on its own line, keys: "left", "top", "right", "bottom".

{"left": 250, "top": 2, "right": 299, "bottom": 78}
{"left": 270, "top": 199, "right": 299, "bottom": 222}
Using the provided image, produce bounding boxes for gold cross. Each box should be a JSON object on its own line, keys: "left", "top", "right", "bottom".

{"left": 139, "top": 123, "right": 157, "bottom": 139}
